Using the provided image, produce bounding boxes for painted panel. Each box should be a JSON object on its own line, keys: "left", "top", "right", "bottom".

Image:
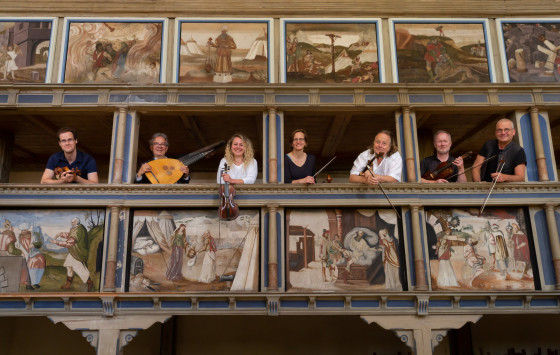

{"left": 60, "top": 19, "right": 166, "bottom": 84}
{"left": 128, "top": 209, "right": 259, "bottom": 292}
{"left": 426, "top": 207, "right": 536, "bottom": 291}
{"left": 0, "top": 209, "right": 105, "bottom": 292}
{"left": 281, "top": 19, "right": 382, "bottom": 84}
{"left": 390, "top": 19, "right": 492, "bottom": 83}
{"left": 176, "top": 19, "right": 272, "bottom": 84}
{"left": 497, "top": 20, "right": 560, "bottom": 83}
{"left": 286, "top": 208, "right": 406, "bottom": 292}
{"left": 0, "top": 19, "right": 56, "bottom": 83}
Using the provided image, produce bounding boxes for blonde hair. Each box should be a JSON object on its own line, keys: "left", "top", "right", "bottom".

{"left": 224, "top": 133, "right": 254, "bottom": 169}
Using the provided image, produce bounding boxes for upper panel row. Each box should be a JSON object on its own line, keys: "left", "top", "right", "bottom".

{"left": 1, "top": 17, "right": 559, "bottom": 85}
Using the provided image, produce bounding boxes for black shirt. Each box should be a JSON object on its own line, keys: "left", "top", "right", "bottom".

{"left": 420, "top": 154, "right": 459, "bottom": 182}
{"left": 478, "top": 140, "right": 526, "bottom": 182}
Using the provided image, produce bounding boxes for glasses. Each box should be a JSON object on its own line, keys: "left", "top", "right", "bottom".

{"left": 60, "top": 138, "right": 75, "bottom": 143}
{"left": 152, "top": 142, "right": 168, "bottom": 147}
{"left": 293, "top": 138, "right": 306, "bottom": 142}
{"left": 496, "top": 128, "right": 512, "bottom": 133}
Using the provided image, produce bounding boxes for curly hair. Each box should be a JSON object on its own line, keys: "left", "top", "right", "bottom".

{"left": 368, "top": 130, "right": 398, "bottom": 157}
{"left": 224, "top": 133, "right": 254, "bottom": 169}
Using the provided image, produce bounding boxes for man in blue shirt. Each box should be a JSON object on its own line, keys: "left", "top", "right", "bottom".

{"left": 41, "top": 127, "right": 98, "bottom": 184}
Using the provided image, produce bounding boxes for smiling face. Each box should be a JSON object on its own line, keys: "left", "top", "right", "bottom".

{"left": 231, "top": 136, "right": 246, "bottom": 159}
{"left": 433, "top": 132, "right": 452, "bottom": 156}
{"left": 292, "top": 131, "right": 307, "bottom": 151}
{"left": 495, "top": 119, "right": 515, "bottom": 147}
{"left": 58, "top": 131, "right": 77, "bottom": 155}
{"left": 373, "top": 132, "right": 392, "bottom": 156}
{"left": 150, "top": 135, "right": 169, "bottom": 159}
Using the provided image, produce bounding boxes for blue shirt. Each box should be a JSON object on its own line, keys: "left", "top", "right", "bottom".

{"left": 46, "top": 150, "right": 97, "bottom": 182}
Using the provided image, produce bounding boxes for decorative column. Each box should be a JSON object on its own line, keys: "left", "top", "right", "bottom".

{"left": 111, "top": 107, "right": 127, "bottom": 184}
{"left": 103, "top": 205, "right": 121, "bottom": 291}
{"left": 545, "top": 204, "right": 560, "bottom": 289}
{"left": 529, "top": 107, "right": 549, "bottom": 182}
{"left": 267, "top": 107, "right": 278, "bottom": 183}
{"left": 402, "top": 107, "right": 417, "bottom": 182}
{"left": 50, "top": 315, "right": 169, "bottom": 355}
{"left": 411, "top": 205, "right": 427, "bottom": 290}
{"left": 267, "top": 204, "right": 278, "bottom": 290}
{"left": 362, "top": 315, "right": 481, "bottom": 355}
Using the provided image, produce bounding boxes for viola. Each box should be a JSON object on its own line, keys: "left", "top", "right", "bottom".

{"left": 219, "top": 163, "right": 239, "bottom": 221}
{"left": 54, "top": 166, "right": 81, "bottom": 179}
{"left": 422, "top": 151, "right": 472, "bottom": 181}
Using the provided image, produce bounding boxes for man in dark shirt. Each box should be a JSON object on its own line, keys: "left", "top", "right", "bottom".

{"left": 472, "top": 118, "right": 526, "bottom": 182}
{"left": 135, "top": 133, "right": 190, "bottom": 184}
{"left": 420, "top": 130, "right": 466, "bottom": 183}
{"left": 41, "top": 127, "right": 98, "bottom": 184}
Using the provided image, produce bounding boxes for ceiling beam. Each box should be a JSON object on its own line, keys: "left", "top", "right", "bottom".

{"left": 179, "top": 114, "right": 207, "bottom": 147}
{"left": 320, "top": 114, "right": 351, "bottom": 157}
{"left": 549, "top": 118, "right": 560, "bottom": 130}
{"left": 415, "top": 112, "right": 432, "bottom": 128}
{"left": 451, "top": 114, "right": 501, "bottom": 152}
{"left": 13, "top": 143, "right": 35, "bottom": 160}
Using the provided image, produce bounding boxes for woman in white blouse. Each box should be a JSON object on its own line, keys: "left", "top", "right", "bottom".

{"left": 217, "top": 133, "right": 258, "bottom": 184}
{"left": 349, "top": 130, "right": 402, "bottom": 185}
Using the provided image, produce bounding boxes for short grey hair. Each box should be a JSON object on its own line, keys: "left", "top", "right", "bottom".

{"left": 149, "top": 133, "right": 169, "bottom": 146}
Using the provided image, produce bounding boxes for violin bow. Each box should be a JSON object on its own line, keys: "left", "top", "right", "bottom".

{"left": 444, "top": 154, "right": 497, "bottom": 182}
{"left": 365, "top": 165, "right": 402, "bottom": 219}
{"left": 313, "top": 156, "right": 336, "bottom": 178}
{"left": 478, "top": 160, "right": 505, "bottom": 217}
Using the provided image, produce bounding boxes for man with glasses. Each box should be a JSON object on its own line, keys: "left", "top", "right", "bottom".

{"left": 135, "top": 133, "right": 190, "bottom": 184}
{"left": 41, "top": 127, "right": 98, "bottom": 184}
{"left": 472, "top": 118, "right": 526, "bottom": 183}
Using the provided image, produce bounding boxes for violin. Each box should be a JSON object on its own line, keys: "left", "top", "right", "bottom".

{"left": 422, "top": 151, "right": 472, "bottom": 181}
{"left": 54, "top": 166, "right": 81, "bottom": 179}
{"left": 219, "top": 163, "right": 239, "bottom": 221}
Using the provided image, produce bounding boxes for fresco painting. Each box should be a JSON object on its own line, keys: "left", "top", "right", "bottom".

{"left": 177, "top": 21, "right": 269, "bottom": 83}
{"left": 62, "top": 21, "right": 163, "bottom": 84}
{"left": 129, "top": 210, "right": 259, "bottom": 292}
{"left": 0, "top": 209, "right": 105, "bottom": 292}
{"left": 500, "top": 21, "right": 560, "bottom": 82}
{"left": 286, "top": 208, "right": 405, "bottom": 292}
{"left": 0, "top": 20, "right": 54, "bottom": 83}
{"left": 426, "top": 207, "right": 535, "bottom": 291}
{"left": 393, "top": 22, "right": 490, "bottom": 83}
{"left": 283, "top": 21, "right": 380, "bottom": 84}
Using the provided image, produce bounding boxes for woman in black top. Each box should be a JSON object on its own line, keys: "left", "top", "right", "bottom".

{"left": 284, "top": 129, "right": 316, "bottom": 184}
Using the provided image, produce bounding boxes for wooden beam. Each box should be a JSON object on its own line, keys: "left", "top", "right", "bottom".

{"left": 415, "top": 112, "right": 432, "bottom": 128}
{"left": 256, "top": 114, "right": 263, "bottom": 155}
{"left": 451, "top": 114, "right": 501, "bottom": 152}
{"left": 549, "top": 118, "right": 560, "bottom": 130}
{"left": 12, "top": 143, "right": 35, "bottom": 160}
{"left": 179, "top": 114, "right": 207, "bottom": 147}
{"left": 320, "top": 114, "right": 351, "bottom": 157}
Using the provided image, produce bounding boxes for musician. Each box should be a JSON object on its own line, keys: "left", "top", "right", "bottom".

{"left": 217, "top": 133, "right": 257, "bottom": 184}
{"left": 284, "top": 129, "right": 316, "bottom": 184}
{"left": 420, "top": 130, "right": 466, "bottom": 183}
{"left": 41, "top": 127, "right": 98, "bottom": 184}
{"left": 472, "top": 118, "right": 526, "bottom": 183}
{"left": 135, "top": 133, "right": 190, "bottom": 184}
{"left": 349, "top": 130, "right": 402, "bottom": 185}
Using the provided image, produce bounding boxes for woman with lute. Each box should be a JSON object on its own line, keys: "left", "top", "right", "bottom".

{"left": 420, "top": 130, "right": 466, "bottom": 183}
{"left": 284, "top": 129, "right": 316, "bottom": 184}
{"left": 135, "top": 133, "right": 190, "bottom": 184}
{"left": 216, "top": 134, "right": 257, "bottom": 185}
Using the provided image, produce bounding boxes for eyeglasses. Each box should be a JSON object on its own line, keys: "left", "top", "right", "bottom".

{"left": 293, "top": 138, "right": 306, "bottom": 142}
{"left": 152, "top": 142, "right": 168, "bottom": 147}
{"left": 496, "top": 128, "right": 512, "bottom": 133}
{"left": 60, "top": 138, "right": 75, "bottom": 143}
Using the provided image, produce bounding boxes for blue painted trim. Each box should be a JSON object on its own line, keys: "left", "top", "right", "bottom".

{"left": 398, "top": 113, "right": 408, "bottom": 182}
{"left": 63, "top": 94, "right": 99, "bottom": 104}
{"left": 115, "top": 210, "right": 126, "bottom": 289}
{"left": 122, "top": 113, "right": 133, "bottom": 183}
{"left": 161, "top": 300, "right": 192, "bottom": 309}
{"left": 276, "top": 211, "right": 282, "bottom": 289}
{"left": 17, "top": 94, "right": 53, "bottom": 104}
{"left": 539, "top": 114, "right": 556, "bottom": 181}
{"left": 72, "top": 300, "right": 103, "bottom": 309}
{"left": 264, "top": 114, "right": 270, "bottom": 182}
{"left": 274, "top": 95, "right": 309, "bottom": 104}
{"left": 177, "top": 94, "right": 216, "bottom": 103}
{"left": 276, "top": 114, "right": 282, "bottom": 183}
{"left": 316, "top": 300, "right": 345, "bottom": 308}
{"left": 387, "top": 299, "right": 415, "bottom": 307}
{"left": 109, "top": 95, "right": 130, "bottom": 103}
{"left": 227, "top": 95, "right": 264, "bottom": 104}
{"left": 530, "top": 298, "right": 558, "bottom": 307}
{"left": 535, "top": 210, "right": 555, "bottom": 286}
{"left": 418, "top": 210, "right": 427, "bottom": 284}
{"left": 198, "top": 300, "right": 229, "bottom": 309}
{"left": 495, "top": 299, "right": 523, "bottom": 307}
{"left": 364, "top": 94, "right": 399, "bottom": 103}
{"left": 319, "top": 95, "right": 354, "bottom": 104}
{"left": 429, "top": 299, "right": 452, "bottom": 307}
{"left": 280, "top": 299, "right": 308, "bottom": 308}
{"left": 34, "top": 300, "right": 65, "bottom": 309}
{"left": 409, "top": 95, "right": 444, "bottom": 104}
{"left": 129, "top": 94, "right": 167, "bottom": 103}
{"left": 542, "top": 94, "right": 560, "bottom": 103}
{"left": 519, "top": 113, "right": 538, "bottom": 181}
{"left": 0, "top": 301, "right": 26, "bottom": 309}
{"left": 117, "top": 300, "right": 154, "bottom": 308}
{"left": 236, "top": 300, "right": 267, "bottom": 308}
{"left": 351, "top": 300, "right": 380, "bottom": 308}
{"left": 406, "top": 210, "right": 415, "bottom": 286}
{"left": 459, "top": 299, "right": 487, "bottom": 307}
{"left": 454, "top": 94, "right": 488, "bottom": 103}
{"left": 0, "top": 95, "right": 8, "bottom": 103}
{"left": 263, "top": 213, "right": 269, "bottom": 288}
{"left": 498, "top": 94, "right": 532, "bottom": 103}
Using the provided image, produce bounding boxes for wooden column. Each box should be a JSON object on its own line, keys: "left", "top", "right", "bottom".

{"left": 545, "top": 204, "right": 560, "bottom": 289}
{"left": 411, "top": 205, "right": 427, "bottom": 290}
{"left": 112, "top": 107, "right": 127, "bottom": 184}
{"left": 267, "top": 204, "right": 278, "bottom": 290}
{"left": 0, "top": 132, "right": 14, "bottom": 183}
{"left": 529, "top": 107, "right": 549, "bottom": 182}
{"left": 267, "top": 107, "right": 278, "bottom": 183}
{"left": 103, "top": 205, "right": 121, "bottom": 291}
{"left": 402, "top": 107, "right": 417, "bottom": 182}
